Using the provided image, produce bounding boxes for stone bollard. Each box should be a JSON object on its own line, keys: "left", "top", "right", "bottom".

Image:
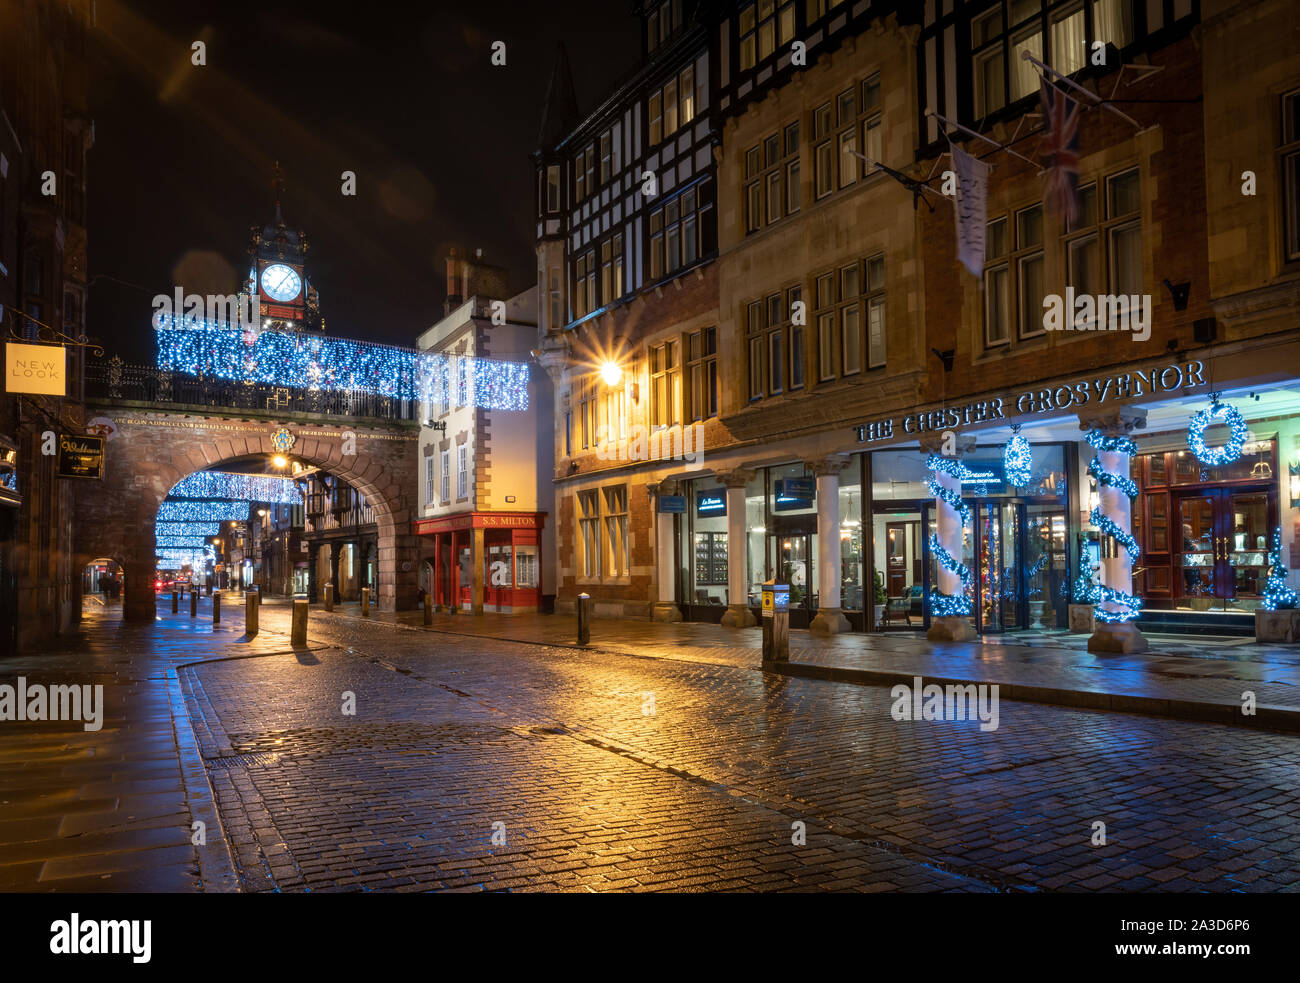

{"left": 423, "top": 593, "right": 433, "bottom": 626}
{"left": 324, "top": 582, "right": 334, "bottom": 612}
{"left": 213, "top": 591, "right": 221, "bottom": 625}
{"left": 206, "top": 582, "right": 212, "bottom": 597}
{"left": 190, "top": 590, "right": 198, "bottom": 617}
{"left": 291, "top": 594, "right": 308, "bottom": 646}
{"left": 361, "top": 587, "right": 371, "bottom": 617}
{"left": 171, "top": 590, "right": 179, "bottom": 614}
{"left": 577, "top": 592, "right": 591, "bottom": 645}
{"left": 245, "top": 586, "right": 259, "bottom": 636}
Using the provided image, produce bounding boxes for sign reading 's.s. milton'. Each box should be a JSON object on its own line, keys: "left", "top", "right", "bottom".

{"left": 4, "top": 341, "right": 65, "bottom": 396}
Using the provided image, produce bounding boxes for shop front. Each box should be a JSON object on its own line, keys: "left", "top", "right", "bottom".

{"left": 414, "top": 511, "right": 546, "bottom": 614}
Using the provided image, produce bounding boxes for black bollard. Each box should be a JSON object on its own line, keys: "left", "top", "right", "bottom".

{"left": 171, "top": 590, "right": 178, "bottom": 614}
{"left": 190, "top": 590, "right": 198, "bottom": 617}
{"left": 213, "top": 591, "right": 221, "bottom": 625}
{"left": 577, "top": 592, "right": 590, "bottom": 645}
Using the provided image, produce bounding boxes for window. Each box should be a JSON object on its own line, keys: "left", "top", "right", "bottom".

{"left": 744, "top": 121, "right": 799, "bottom": 233}
{"left": 649, "top": 65, "right": 696, "bottom": 148}
{"left": 603, "top": 485, "right": 629, "bottom": 577}
{"left": 600, "top": 234, "right": 624, "bottom": 305}
{"left": 1064, "top": 182, "right": 1100, "bottom": 302}
{"left": 865, "top": 255, "right": 886, "bottom": 368}
{"left": 745, "top": 285, "right": 803, "bottom": 400}
{"left": 548, "top": 267, "right": 562, "bottom": 331}
{"left": 515, "top": 546, "right": 539, "bottom": 589}
{"left": 650, "top": 183, "right": 709, "bottom": 279}
{"left": 1283, "top": 89, "right": 1300, "bottom": 262}
{"left": 457, "top": 445, "right": 468, "bottom": 499}
{"left": 546, "top": 165, "right": 560, "bottom": 211}
{"left": 815, "top": 271, "right": 835, "bottom": 379}
{"left": 573, "top": 249, "right": 596, "bottom": 318}
{"left": 806, "top": 0, "right": 846, "bottom": 19}
{"left": 425, "top": 455, "right": 436, "bottom": 507}
{"left": 971, "top": 0, "right": 1129, "bottom": 120}
{"left": 984, "top": 217, "right": 1011, "bottom": 345}
{"left": 813, "top": 103, "right": 834, "bottom": 199}
{"left": 456, "top": 356, "right": 468, "bottom": 406}
{"left": 1107, "top": 167, "right": 1142, "bottom": 297}
{"left": 578, "top": 490, "right": 601, "bottom": 577}
{"left": 599, "top": 131, "right": 613, "bottom": 184}
{"left": 440, "top": 450, "right": 450, "bottom": 503}
{"left": 740, "top": 0, "right": 795, "bottom": 69}
{"left": 1016, "top": 203, "right": 1046, "bottom": 338}
{"left": 839, "top": 264, "right": 861, "bottom": 373}
{"left": 650, "top": 340, "right": 681, "bottom": 428}
{"left": 605, "top": 379, "right": 627, "bottom": 443}
{"left": 1057, "top": 166, "right": 1143, "bottom": 326}
{"left": 578, "top": 374, "right": 598, "bottom": 449}
{"left": 685, "top": 326, "right": 718, "bottom": 421}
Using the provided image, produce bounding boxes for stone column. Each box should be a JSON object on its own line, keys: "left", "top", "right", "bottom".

{"left": 718, "top": 469, "right": 757, "bottom": 628}
{"left": 809, "top": 455, "right": 851, "bottom": 634}
{"left": 1079, "top": 407, "right": 1148, "bottom": 653}
{"left": 650, "top": 481, "right": 683, "bottom": 623}
{"left": 919, "top": 433, "right": 977, "bottom": 642}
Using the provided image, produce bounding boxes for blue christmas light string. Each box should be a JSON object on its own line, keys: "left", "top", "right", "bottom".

{"left": 1084, "top": 428, "right": 1142, "bottom": 623}
{"left": 168, "top": 471, "right": 303, "bottom": 504}
{"left": 154, "top": 321, "right": 530, "bottom": 410}
{"left": 925, "top": 454, "right": 976, "bottom": 616}
{"left": 1004, "top": 424, "right": 1032, "bottom": 487}
{"left": 1261, "top": 526, "right": 1298, "bottom": 611}
{"left": 1187, "top": 396, "right": 1246, "bottom": 468}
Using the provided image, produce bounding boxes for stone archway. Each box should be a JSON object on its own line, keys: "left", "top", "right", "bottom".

{"left": 75, "top": 411, "right": 420, "bottom": 622}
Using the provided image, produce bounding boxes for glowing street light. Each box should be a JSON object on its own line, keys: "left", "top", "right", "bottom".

{"left": 600, "top": 361, "right": 623, "bottom": 386}
{"left": 272, "top": 455, "right": 288, "bottom": 468}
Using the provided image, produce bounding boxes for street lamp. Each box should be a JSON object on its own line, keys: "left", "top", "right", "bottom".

{"left": 272, "top": 455, "right": 288, "bottom": 468}
{"left": 600, "top": 361, "right": 622, "bottom": 387}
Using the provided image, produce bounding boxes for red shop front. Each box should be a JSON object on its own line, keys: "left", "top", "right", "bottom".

{"left": 414, "top": 511, "right": 546, "bottom": 614}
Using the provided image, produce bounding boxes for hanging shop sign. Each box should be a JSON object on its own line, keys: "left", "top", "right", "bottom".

{"left": 657, "top": 494, "right": 687, "bottom": 514}
{"left": 56, "top": 434, "right": 105, "bottom": 480}
{"left": 696, "top": 490, "right": 726, "bottom": 516}
{"left": 773, "top": 477, "right": 815, "bottom": 511}
{"left": 5, "top": 342, "right": 66, "bottom": 396}
{"left": 855, "top": 359, "right": 1206, "bottom": 444}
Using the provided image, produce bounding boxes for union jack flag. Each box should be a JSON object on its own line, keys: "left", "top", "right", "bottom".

{"left": 1038, "top": 77, "right": 1081, "bottom": 225}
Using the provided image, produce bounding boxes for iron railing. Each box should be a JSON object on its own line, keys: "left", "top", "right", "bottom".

{"left": 86, "top": 357, "right": 421, "bottom": 422}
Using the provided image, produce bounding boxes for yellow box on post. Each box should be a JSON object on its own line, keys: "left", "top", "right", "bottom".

{"left": 761, "top": 579, "right": 790, "bottom": 663}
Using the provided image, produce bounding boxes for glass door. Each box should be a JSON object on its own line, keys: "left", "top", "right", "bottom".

{"left": 775, "top": 532, "right": 816, "bottom": 619}
{"left": 1176, "top": 493, "right": 1217, "bottom": 607}
{"left": 1226, "top": 491, "right": 1270, "bottom": 609}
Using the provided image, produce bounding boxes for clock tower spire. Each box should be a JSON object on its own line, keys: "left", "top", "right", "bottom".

{"left": 248, "top": 162, "right": 323, "bottom": 331}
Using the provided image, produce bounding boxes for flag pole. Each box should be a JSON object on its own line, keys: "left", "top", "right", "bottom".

{"left": 845, "top": 149, "right": 944, "bottom": 210}
{"left": 1020, "top": 51, "right": 1140, "bottom": 129}
{"left": 923, "top": 108, "right": 1038, "bottom": 167}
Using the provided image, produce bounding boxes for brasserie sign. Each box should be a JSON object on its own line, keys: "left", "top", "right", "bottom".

{"left": 856, "top": 360, "right": 1205, "bottom": 444}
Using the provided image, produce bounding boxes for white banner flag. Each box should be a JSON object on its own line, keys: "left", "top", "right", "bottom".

{"left": 952, "top": 144, "right": 990, "bottom": 277}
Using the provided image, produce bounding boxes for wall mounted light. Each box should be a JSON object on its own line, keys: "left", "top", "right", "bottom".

{"left": 1289, "top": 462, "right": 1300, "bottom": 509}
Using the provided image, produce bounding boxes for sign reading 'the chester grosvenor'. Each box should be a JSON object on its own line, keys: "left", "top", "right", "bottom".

{"left": 856, "top": 360, "right": 1206, "bottom": 444}
{"left": 4, "top": 342, "right": 66, "bottom": 397}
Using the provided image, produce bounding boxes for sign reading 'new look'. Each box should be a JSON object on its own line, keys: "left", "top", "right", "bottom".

{"left": 5, "top": 342, "right": 65, "bottom": 396}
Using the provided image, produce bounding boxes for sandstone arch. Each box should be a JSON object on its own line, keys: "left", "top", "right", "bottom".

{"left": 75, "top": 411, "right": 419, "bottom": 622}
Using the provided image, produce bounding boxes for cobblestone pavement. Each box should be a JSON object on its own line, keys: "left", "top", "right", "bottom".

{"left": 5, "top": 597, "right": 1300, "bottom": 892}
{"left": 189, "top": 601, "right": 1300, "bottom": 893}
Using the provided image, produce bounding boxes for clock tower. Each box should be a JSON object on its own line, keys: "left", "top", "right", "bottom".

{"left": 248, "top": 162, "right": 323, "bottom": 331}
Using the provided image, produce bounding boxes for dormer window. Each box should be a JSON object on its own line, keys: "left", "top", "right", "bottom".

{"left": 647, "top": 0, "right": 681, "bottom": 53}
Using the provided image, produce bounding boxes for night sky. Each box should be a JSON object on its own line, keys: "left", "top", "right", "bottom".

{"left": 87, "top": 0, "right": 639, "bottom": 363}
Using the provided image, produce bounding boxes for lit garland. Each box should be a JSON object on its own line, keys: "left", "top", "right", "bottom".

{"left": 1003, "top": 424, "right": 1032, "bottom": 487}
{"left": 1070, "top": 547, "right": 1099, "bottom": 603}
{"left": 1261, "top": 526, "right": 1297, "bottom": 611}
{"left": 926, "top": 454, "right": 974, "bottom": 617}
{"left": 157, "top": 500, "right": 250, "bottom": 522}
{"left": 156, "top": 535, "right": 212, "bottom": 548}
{"left": 1187, "top": 396, "right": 1246, "bottom": 468}
{"left": 154, "top": 320, "right": 530, "bottom": 410}
{"left": 155, "top": 522, "right": 222, "bottom": 538}
{"left": 1084, "top": 428, "right": 1142, "bottom": 624}
{"left": 156, "top": 547, "right": 214, "bottom": 567}
{"left": 168, "top": 471, "right": 303, "bottom": 504}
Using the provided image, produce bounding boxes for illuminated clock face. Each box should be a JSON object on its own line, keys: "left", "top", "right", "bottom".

{"left": 260, "top": 264, "right": 302, "bottom": 302}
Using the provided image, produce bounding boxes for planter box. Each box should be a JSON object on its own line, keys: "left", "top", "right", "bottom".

{"left": 1068, "top": 603, "right": 1095, "bottom": 633}
{"left": 1255, "top": 608, "right": 1300, "bottom": 643}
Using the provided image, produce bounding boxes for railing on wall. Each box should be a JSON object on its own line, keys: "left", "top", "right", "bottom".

{"left": 86, "top": 357, "right": 421, "bottom": 421}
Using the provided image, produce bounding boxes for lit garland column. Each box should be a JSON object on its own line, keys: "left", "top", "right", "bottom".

{"left": 1079, "top": 407, "right": 1149, "bottom": 653}
{"left": 719, "top": 469, "right": 757, "bottom": 629}
{"left": 650, "top": 481, "right": 684, "bottom": 623}
{"left": 809, "top": 455, "right": 851, "bottom": 634}
{"left": 920, "top": 433, "right": 977, "bottom": 641}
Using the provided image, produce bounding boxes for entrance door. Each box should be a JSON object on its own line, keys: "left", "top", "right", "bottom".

{"left": 1176, "top": 488, "right": 1272, "bottom": 610}
{"left": 974, "top": 502, "right": 1022, "bottom": 631}
{"left": 772, "top": 531, "right": 816, "bottom": 627}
